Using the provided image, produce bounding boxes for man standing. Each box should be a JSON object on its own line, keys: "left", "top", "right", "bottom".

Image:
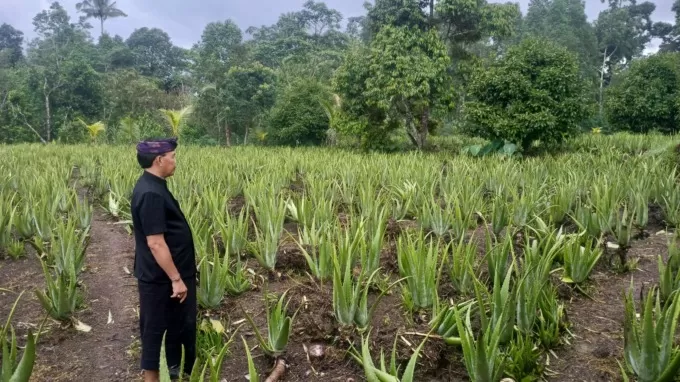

{"left": 131, "top": 138, "right": 197, "bottom": 382}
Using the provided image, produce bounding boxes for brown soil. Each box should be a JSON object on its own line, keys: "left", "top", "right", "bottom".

{"left": 0, "top": 211, "right": 140, "bottom": 382}
{"left": 0, "top": 213, "right": 672, "bottom": 382}
{"left": 549, "top": 229, "right": 668, "bottom": 382}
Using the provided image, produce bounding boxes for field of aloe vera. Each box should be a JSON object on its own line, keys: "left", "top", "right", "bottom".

{"left": 2, "top": 134, "right": 680, "bottom": 381}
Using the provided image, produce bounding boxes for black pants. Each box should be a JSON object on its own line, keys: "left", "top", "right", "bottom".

{"left": 138, "top": 277, "right": 197, "bottom": 374}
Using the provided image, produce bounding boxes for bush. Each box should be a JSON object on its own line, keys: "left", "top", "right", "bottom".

{"left": 268, "top": 79, "right": 329, "bottom": 146}
{"left": 464, "top": 38, "right": 590, "bottom": 152}
{"left": 606, "top": 53, "right": 680, "bottom": 134}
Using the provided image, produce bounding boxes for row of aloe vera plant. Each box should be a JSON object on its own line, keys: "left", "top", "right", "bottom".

{"left": 2, "top": 134, "right": 680, "bottom": 381}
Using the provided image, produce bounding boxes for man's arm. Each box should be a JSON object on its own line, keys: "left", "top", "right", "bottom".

{"left": 147, "top": 234, "right": 187, "bottom": 302}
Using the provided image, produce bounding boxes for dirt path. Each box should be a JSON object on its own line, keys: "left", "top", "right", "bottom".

{"left": 30, "top": 211, "right": 140, "bottom": 381}
{"left": 550, "top": 232, "right": 667, "bottom": 382}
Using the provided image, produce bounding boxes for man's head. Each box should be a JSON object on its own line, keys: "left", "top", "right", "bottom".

{"left": 136, "top": 138, "right": 178, "bottom": 178}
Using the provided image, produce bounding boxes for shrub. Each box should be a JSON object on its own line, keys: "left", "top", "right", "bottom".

{"left": 606, "top": 53, "right": 680, "bottom": 134}
{"left": 268, "top": 79, "right": 329, "bottom": 146}
{"left": 464, "top": 38, "right": 590, "bottom": 152}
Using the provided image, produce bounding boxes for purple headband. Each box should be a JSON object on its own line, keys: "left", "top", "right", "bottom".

{"left": 136, "top": 138, "right": 178, "bottom": 155}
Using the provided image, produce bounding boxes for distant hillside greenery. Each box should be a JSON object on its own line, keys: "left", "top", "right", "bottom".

{"left": 0, "top": 0, "right": 678, "bottom": 152}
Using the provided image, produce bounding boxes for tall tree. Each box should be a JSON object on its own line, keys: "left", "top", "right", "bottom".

{"left": 246, "top": 1, "right": 347, "bottom": 68}
{"left": 76, "top": 0, "right": 127, "bottom": 36}
{"left": 24, "top": 1, "right": 97, "bottom": 142}
{"left": 524, "top": 0, "right": 599, "bottom": 79}
{"left": 0, "top": 24, "right": 24, "bottom": 67}
{"left": 126, "top": 27, "right": 187, "bottom": 89}
{"left": 594, "top": 0, "right": 660, "bottom": 118}
{"left": 657, "top": 0, "right": 679, "bottom": 52}
{"left": 192, "top": 20, "right": 247, "bottom": 145}
{"left": 335, "top": 26, "right": 452, "bottom": 150}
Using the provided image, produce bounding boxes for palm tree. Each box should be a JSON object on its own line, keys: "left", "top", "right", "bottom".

{"left": 78, "top": 118, "right": 106, "bottom": 143}
{"left": 160, "top": 106, "right": 193, "bottom": 138}
{"left": 76, "top": 0, "right": 128, "bottom": 36}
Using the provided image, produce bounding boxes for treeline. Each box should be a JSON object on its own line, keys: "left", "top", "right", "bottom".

{"left": 0, "top": 0, "right": 678, "bottom": 151}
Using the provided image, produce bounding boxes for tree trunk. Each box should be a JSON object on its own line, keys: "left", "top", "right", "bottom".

{"left": 599, "top": 47, "right": 607, "bottom": 121}
{"left": 429, "top": 0, "right": 434, "bottom": 21}
{"left": 43, "top": 77, "right": 51, "bottom": 142}
{"left": 225, "top": 122, "right": 231, "bottom": 147}
{"left": 419, "top": 107, "right": 430, "bottom": 150}
{"left": 101, "top": 19, "right": 105, "bottom": 36}
{"left": 243, "top": 125, "right": 249, "bottom": 145}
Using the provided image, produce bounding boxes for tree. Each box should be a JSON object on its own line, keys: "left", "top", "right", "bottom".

{"left": 126, "top": 27, "right": 187, "bottom": 88}
{"left": 0, "top": 24, "right": 24, "bottom": 67}
{"left": 365, "top": 26, "right": 452, "bottom": 150}
{"left": 465, "top": 38, "right": 590, "bottom": 152}
{"left": 76, "top": 0, "right": 127, "bottom": 36}
{"left": 223, "top": 63, "right": 276, "bottom": 145}
{"left": 78, "top": 118, "right": 106, "bottom": 143}
{"left": 524, "top": 0, "right": 599, "bottom": 80}
{"left": 268, "top": 78, "right": 329, "bottom": 146}
{"left": 657, "top": 0, "right": 680, "bottom": 52}
{"left": 606, "top": 53, "right": 680, "bottom": 134}
{"left": 160, "top": 106, "right": 193, "bottom": 138}
{"left": 246, "top": 1, "right": 347, "bottom": 68}
{"left": 24, "top": 1, "right": 97, "bottom": 142}
{"left": 594, "top": 0, "right": 661, "bottom": 119}
{"left": 193, "top": 20, "right": 245, "bottom": 82}
{"left": 364, "top": 0, "right": 428, "bottom": 37}
{"left": 333, "top": 43, "right": 397, "bottom": 150}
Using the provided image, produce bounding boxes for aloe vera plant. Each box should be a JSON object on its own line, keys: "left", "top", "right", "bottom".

{"left": 1, "top": 293, "right": 37, "bottom": 382}
{"left": 217, "top": 208, "right": 249, "bottom": 256}
{"left": 35, "top": 258, "right": 78, "bottom": 322}
{"left": 397, "top": 232, "right": 446, "bottom": 312}
{"left": 449, "top": 235, "right": 477, "bottom": 296}
{"left": 453, "top": 303, "right": 506, "bottom": 382}
{"left": 658, "top": 255, "right": 680, "bottom": 303}
{"left": 561, "top": 236, "right": 603, "bottom": 285}
{"left": 198, "top": 248, "right": 251, "bottom": 309}
{"left": 296, "top": 221, "right": 333, "bottom": 282}
{"left": 622, "top": 285, "right": 680, "bottom": 382}
{"left": 242, "top": 291, "right": 296, "bottom": 356}
{"left": 350, "top": 330, "right": 428, "bottom": 382}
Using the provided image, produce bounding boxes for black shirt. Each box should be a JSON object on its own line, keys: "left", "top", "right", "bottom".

{"left": 131, "top": 171, "right": 196, "bottom": 283}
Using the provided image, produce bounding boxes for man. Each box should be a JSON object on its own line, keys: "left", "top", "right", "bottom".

{"left": 131, "top": 138, "right": 197, "bottom": 382}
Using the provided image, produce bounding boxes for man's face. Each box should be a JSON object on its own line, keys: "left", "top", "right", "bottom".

{"left": 157, "top": 151, "right": 177, "bottom": 177}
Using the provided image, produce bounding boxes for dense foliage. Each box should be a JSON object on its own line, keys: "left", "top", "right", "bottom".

{"left": 465, "top": 38, "right": 589, "bottom": 151}
{"left": 0, "top": 0, "right": 678, "bottom": 150}
{"left": 606, "top": 53, "right": 680, "bottom": 134}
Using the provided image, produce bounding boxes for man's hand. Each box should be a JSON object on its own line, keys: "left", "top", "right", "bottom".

{"left": 171, "top": 279, "right": 188, "bottom": 303}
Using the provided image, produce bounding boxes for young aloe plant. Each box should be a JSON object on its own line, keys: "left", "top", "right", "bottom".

{"left": 349, "top": 330, "right": 428, "bottom": 382}
{"left": 561, "top": 236, "right": 603, "bottom": 285}
{"left": 453, "top": 303, "right": 506, "bottom": 382}
{"left": 35, "top": 258, "right": 78, "bottom": 322}
{"left": 242, "top": 290, "right": 296, "bottom": 357}
{"left": 1, "top": 293, "right": 37, "bottom": 382}
{"left": 397, "top": 232, "right": 446, "bottom": 312}
{"left": 296, "top": 221, "right": 334, "bottom": 282}
{"left": 198, "top": 247, "right": 251, "bottom": 309}
{"left": 536, "top": 284, "right": 568, "bottom": 349}
{"left": 217, "top": 208, "right": 249, "bottom": 256}
{"left": 658, "top": 255, "right": 680, "bottom": 304}
{"left": 363, "top": 206, "right": 388, "bottom": 276}
{"left": 250, "top": 224, "right": 280, "bottom": 272}
{"left": 242, "top": 337, "right": 260, "bottom": 382}
{"left": 449, "top": 235, "right": 477, "bottom": 296}
{"left": 622, "top": 284, "right": 680, "bottom": 382}
{"left": 419, "top": 197, "right": 451, "bottom": 237}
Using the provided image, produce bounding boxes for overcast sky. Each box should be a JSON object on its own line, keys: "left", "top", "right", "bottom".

{"left": 0, "top": 0, "right": 675, "bottom": 48}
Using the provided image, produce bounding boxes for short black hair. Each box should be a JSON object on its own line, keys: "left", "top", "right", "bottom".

{"left": 137, "top": 152, "right": 160, "bottom": 169}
